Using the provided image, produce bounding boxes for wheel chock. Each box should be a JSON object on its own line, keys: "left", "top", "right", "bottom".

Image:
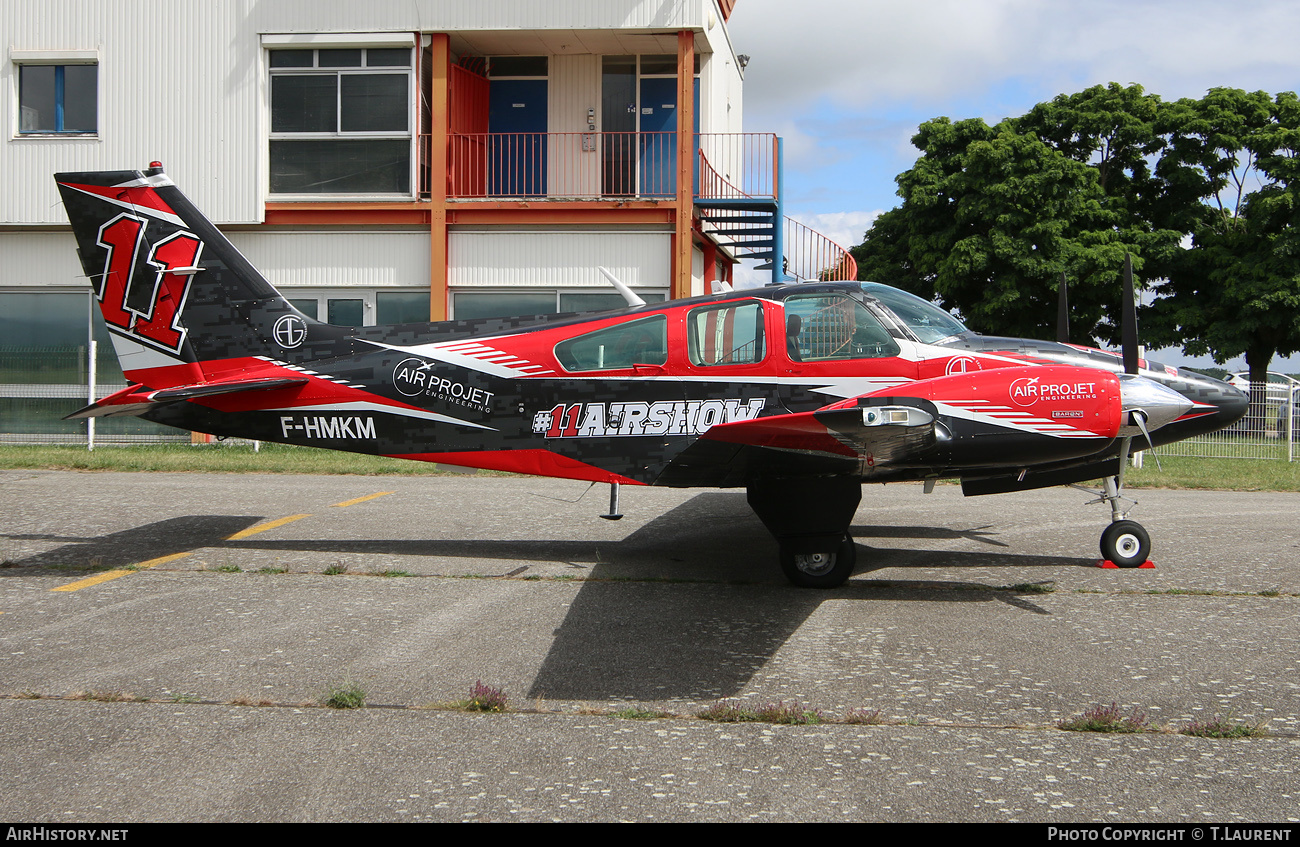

{"left": 1096, "top": 559, "right": 1155, "bottom": 569}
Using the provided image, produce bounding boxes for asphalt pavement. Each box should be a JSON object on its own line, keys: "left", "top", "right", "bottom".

{"left": 1, "top": 469, "right": 1297, "bottom": 822}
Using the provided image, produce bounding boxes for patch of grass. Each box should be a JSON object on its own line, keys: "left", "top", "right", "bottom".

{"left": 1002, "top": 581, "right": 1055, "bottom": 593}
{"left": 442, "top": 681, "right": 510, "bottom": 713}
{"left": 844, "top": 708, "right": 886, "bottom": 725}
{"left": 696, "top": 700, "right": 761, "bottom": 722}
{"left": 214, "top": 564, "right": 242, "bottom": 573}
{"left": 67, "top": 689, "right": 145, "bottom": 703}
{"left": 695, "top": 699, "right": 822, "bottom": 724}
{"left": 321, "top": 563, "right": 347, "bottom": 576}
{"left": 15, "top": 690, "right": 44, "bottom": 700}
{"left": 755, "top": 700, "right": 823, "bottom": 725}
{"left": 255, "top": 566, "right": 288, "bottom": 575}
{"left": 1058, "top": 702, "right": 1153, "bottom": 733}
{"left": 610, "top": 707, "right": 675, "bottom": 720}
{"left": 1180, "top": 713, "right": 1268, "bottom": 739}
{"left": 230, "top": 696, "right": 276, "bottom": 707}
{"left": 322, "top": 682, "right": 366, "bottom": 710}
{"left": 0, "top": 443, "right": 521, "bottom": 476}
{"left": 167, "top": 692, "right": 202, "bottom": 704}
{"left": 374, "top": 569, "right": 416, "bottom": 578}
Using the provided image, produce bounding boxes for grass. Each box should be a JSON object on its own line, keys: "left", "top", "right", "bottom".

{"left": 610, "top": 706, "right": 676, "bottom": 720}
{"left": 1, "top": 444, "right": 1298, "bottom": 491}
{"left": 445, "top": 681, "right": 509, "bottom": 713}
{"left": 1180, "top": 714, "right": 1268, "bottom": 739}
{"left": 322, "top": 682, "right": 366, "bottom": 710}
{"left": 0, "top": 443, "right": 505, "bottom": 476}
{"left": 696, "top": 699, "right": 823, "bottom": 725}
{"left": 1058, "top": 702, "right": 1153, "bottom": 733}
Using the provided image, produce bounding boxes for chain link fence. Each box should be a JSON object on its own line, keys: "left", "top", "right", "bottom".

{"left": 1153, "top": 378, "right": 1297, "bottom": 461}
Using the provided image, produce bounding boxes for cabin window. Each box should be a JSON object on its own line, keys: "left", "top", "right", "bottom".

{"left": 17, "top": 63, "right": 97, "bottom": 134}
{"left": 688, "top": 301, "right": 766, "bottom": 367}
{"left": 784, "top": 294, "right": 899, "bottom": 361}
{"left": 268, "top": 47, "right": 412, "bottom": 194}
{"left": 554, "top": 315, "right": 668, "bottom": 372}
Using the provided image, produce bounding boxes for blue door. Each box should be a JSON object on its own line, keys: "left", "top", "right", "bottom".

{"left": 638, "top": 77, "right": 700, "bottom": 197}
{"left": 489, "top": 79, "right": 547, "bottom": 196}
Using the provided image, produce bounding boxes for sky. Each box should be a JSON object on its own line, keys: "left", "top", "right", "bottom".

{"left": 726, "top": 0, "right": 1300, "bottom": 372}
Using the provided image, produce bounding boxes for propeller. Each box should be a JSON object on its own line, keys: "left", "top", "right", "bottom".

{"left": 1057, "top": 272, "right": 1069, "bottom": 344}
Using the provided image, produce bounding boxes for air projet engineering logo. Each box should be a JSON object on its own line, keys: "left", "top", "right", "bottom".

{"left": 393, "top": 357, "right": 494, "bottom": 412}
{"left": 1009, "top": 376, "right": 1098, "bottom": 407}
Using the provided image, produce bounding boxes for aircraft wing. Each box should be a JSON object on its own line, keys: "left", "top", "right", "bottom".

{"left": 655, "top": 397, "right": 939, "bottom": 487}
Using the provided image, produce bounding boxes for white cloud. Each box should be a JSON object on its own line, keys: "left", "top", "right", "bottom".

{"left": 729, "top": 0, "right": 1300, "bottom": 126}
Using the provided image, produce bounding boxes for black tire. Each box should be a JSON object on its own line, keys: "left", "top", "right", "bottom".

{"left": 1100, "top": 520, "right": 1150, "bottom": 568}
{"left": 779, "top": 534, "right": 857, "bottom": 588}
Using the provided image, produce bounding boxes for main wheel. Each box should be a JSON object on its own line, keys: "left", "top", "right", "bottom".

{"left": 779, "top": 534, "right": 857, "bottom": 588}
{"left": 1100, "top": 520, "right": 1150, "bottom": 568}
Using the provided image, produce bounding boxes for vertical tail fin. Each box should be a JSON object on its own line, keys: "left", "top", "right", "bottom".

{"left": 55, "top": 164, "right": 333, "bottom": 389}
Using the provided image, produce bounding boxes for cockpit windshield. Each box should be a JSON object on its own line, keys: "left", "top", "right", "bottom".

{"left": 860, "top": 282, "right": 969, "bottom": 344}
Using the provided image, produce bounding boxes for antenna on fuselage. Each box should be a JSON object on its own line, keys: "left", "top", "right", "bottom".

{"left": 597, "top": 267, "right": 646, "bottom": 308}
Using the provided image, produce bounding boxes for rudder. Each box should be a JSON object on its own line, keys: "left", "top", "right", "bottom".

{"left": 55, "top": 164, "right": 328, "bottom": 389}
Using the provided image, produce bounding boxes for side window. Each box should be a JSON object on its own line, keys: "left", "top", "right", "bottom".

{"left": 785, "top": 294, "right": 900, "bottom": 361}
{"left": 688, "top": 301, "right": 766, "bottom": 366}
{"left": 554, "top": 315, "right": 667, "bottom": 372}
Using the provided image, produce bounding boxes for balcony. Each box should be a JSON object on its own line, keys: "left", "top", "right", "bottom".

{"left": 421, "top": 131, "right": 856, "bottom": 283}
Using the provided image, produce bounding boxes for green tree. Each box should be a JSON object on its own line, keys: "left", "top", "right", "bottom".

{"left": 853, "top": 112, "right": 1149, "bottom": 342}
{"left": 1144, "top": 89, "right": 1300, "bottom": 424}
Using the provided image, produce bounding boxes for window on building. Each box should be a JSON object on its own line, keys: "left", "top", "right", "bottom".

{"left": 18, "top": 63, "right": 97, "bottom": 134}
{"left": 452, "top": 290, "right": 666, "bottom": 321}
{"left": 269, "top": 47, "right": 412, "bottom": 194}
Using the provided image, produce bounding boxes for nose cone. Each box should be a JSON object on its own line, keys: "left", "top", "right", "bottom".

{"left": 1119, "top": 375, "right": 1195, "bottom": 433}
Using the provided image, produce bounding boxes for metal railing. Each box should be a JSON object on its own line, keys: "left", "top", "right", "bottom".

{"left": 433, "top": 132, "right": 781, "bottom": 201}
{"left": 783, "top": 216, "right": 858, "bottom": 283}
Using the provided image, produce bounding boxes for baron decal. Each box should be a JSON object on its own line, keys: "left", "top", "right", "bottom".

{"left": 1010, "top": 377, "right": 1098, "bottom": 407}
{"left": 393, "top": 358, "right": 494, "bottom": 412}
{"left": 533, "top": 399, "right": 766, "bottom": 438}
{"left": 280, "top": 415, "right": 377, "bottom": 440}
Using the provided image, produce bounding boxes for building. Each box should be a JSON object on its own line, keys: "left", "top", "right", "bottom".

{"left": 0, "top": 0, "right": 854, "bottom": 441}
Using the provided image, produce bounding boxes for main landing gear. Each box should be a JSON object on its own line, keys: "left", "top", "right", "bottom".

{"left": 747, "top": 476, "right": 861, "bottom": 588}
{"left": 1071, "top": 473, "right": 1152, "bottom": 568}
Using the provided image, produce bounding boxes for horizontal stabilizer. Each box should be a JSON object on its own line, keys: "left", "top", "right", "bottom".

{"left": 65, "top": 376, "right": 307, "bottom": 419}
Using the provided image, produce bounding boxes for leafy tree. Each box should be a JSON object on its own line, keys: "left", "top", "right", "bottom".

{"left": 1145, "top": 89, "right": 1300, "bottom": 401}
{"left": 855, "top": 84, "right": 1300, "bottom": 402}
{"left": 853, "top": 109, "right": 1154, "bottom": 342}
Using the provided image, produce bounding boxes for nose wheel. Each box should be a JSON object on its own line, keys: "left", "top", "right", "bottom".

{"left": 1100, "top": 519, "right": 1150, "bottom": 568}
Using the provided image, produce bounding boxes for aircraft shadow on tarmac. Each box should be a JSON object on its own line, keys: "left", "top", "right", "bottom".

{"left": 1, "top": 495, "right": 1074, "bottom": 701}
{"left": 0, "top": 515, "right": 263, "bottom": 572}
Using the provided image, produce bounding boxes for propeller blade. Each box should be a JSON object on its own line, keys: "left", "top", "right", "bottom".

{"left": 1122, "top": 253, "right": 1139, "bottom": 375}
{"left": 1131, "top": 410, "right": 1163, "bottom": 472}
{"left": 1057, "top": 272, "right": 1070, "bottom": 344}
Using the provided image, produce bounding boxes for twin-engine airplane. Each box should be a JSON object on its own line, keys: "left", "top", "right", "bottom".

{"left": 55, "top": 165, "right": 1247, "bottom": 587}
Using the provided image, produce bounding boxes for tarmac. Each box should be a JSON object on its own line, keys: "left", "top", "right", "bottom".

{"left": 1, "top": 468, "right": 1297, "bottom": 822}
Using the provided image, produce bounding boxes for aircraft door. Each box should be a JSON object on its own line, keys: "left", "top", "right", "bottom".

{"left": 777, "top": 293, "right": 916, "bottom": 413}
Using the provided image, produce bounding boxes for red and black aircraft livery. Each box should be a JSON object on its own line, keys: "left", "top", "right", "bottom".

{"left": 55, "top": 165, "right": 1247, "bottom": 587}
